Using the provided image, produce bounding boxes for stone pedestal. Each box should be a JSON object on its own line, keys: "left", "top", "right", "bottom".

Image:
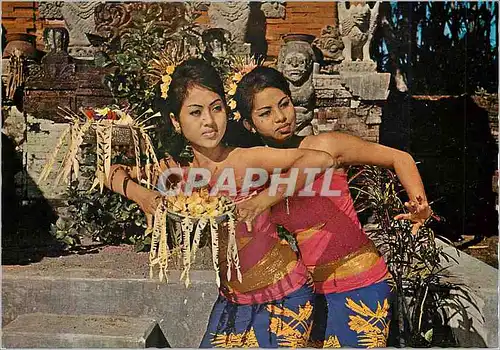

{"left": 312, "top": 71, "right": 390, "bottom": 142}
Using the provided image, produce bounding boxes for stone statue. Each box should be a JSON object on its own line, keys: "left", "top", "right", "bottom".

{"left": 313, "top": 25, "right": 345, "bottom": 66}
{"left": 208, "top": 2, "right": 251, "bottom": 54}
{"left": 338, "top": 1, "right": 380, "bottom": 63}
{"left": 260, "top": 2, "right": 286, "bottom": 19}
{"left": 39, "top": 1, "right": 99, "bottom": 58}
{"left": 278, "top": 35, "right": 316, "bottom": 136}
{"left": 202, "top": 28, "right": 231, "bottom": 60}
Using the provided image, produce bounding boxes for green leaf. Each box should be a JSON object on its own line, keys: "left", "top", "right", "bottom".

{"left": 62, "top": 236, "right": 74, "bottom": 246}
{"left": 424, "top": 328, "right": 433, "bottom": 342}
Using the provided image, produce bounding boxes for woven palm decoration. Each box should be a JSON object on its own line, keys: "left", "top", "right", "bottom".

{"left": 149, "top": 188, "right": 241, "bottom": 288}
{"left": 37, "top": 106, "right": 161, "bottom": 192}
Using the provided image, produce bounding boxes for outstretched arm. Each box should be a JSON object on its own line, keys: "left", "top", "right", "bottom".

{"left": 233, "top": 146, "right": 335, "bottom": 230}
{"left": 303, "top": 132, "right": 432, "bottom": 232}
{"left": 105, "top": 157, "right": 178, "bottom": 227}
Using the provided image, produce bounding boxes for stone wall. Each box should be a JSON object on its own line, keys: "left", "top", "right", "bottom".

{"left": 2, "top": 1, "right": 337, "bottom": 59}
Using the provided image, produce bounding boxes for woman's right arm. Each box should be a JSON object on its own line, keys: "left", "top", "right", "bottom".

{"left": 106, "top": 164, "right": 162, "bottom": 216}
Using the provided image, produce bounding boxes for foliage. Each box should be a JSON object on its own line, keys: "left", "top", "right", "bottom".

{"left": 373, "top": 2, "right": 498, "bottom": 94}
{"left": 52, "top": 4, "right": 207, "bottom": 249}
{"left": 50, "top": 145, "right": 150, "bottom": 252}
{"left": 348, "top": 166, "right": 476, "bottom": 347}
{"left": 97, "top": 5, "right": 204, "bottom": 114}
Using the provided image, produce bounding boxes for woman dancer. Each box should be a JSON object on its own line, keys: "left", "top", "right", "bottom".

{"left": 105, "top": 59, "right": 335, "bottom": 348}
{"left": 232, "top": 66, "right": 434, "bottom": 348}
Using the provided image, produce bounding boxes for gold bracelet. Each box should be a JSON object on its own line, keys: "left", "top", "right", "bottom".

{"left": 109, "top": 167, "right": 122, "bottom": 192}
{"left": 123, "top": 177, "right": 131, "bottom": 197}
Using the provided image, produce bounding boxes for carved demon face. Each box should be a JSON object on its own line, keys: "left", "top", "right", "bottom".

{"left": 282, "top": 51, "right": 312, "bottom": 84}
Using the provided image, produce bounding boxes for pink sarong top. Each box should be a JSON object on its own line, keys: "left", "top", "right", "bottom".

{"left": 271, "top": 171, "right": 388, "bottom": 294}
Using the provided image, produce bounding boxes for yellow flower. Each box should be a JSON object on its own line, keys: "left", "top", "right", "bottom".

{"left": 228, "top": 82, "right": 237, "bottom": 96}
{"left": 233, "top": 111, "right": 242, "bottom": 122}
{"left": 228, "top": 99, "right": 237, "bottom": 110}
{"left": 162, "top": 74, "right": 172, "bottom": 83}
{"left": 161, "top": 84, "right": 169, "bottom": 99}
{"left": 166, "top": 65, "right": 175, "bottom": 75}
{"left": 94, "top": 107, "right": 110, "bottom": 116}
{"left": 232, "top": 72, "right": 243, "bottom": 82}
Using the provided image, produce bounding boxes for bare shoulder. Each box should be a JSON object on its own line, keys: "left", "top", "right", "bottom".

{"left": 226, "top": 146, "right": 267, "bottom": 160}
{"left": 300, "top": 133, "right": 337, "bottom": 152}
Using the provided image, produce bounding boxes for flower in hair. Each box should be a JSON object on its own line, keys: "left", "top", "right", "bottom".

{"left": 232, "top": 111, "right": 241, "bottom": 122}
{"left": 228, "top": 99, "right": 237, "bottom": 110}
{"left": 161, "top": 74, "right": 172, "bottom": 99}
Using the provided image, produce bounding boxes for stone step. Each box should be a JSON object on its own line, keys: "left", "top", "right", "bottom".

{"left": 2, "top": 269, "right": 218, "bottom": 347}
{"left": 2, "top": 313, "right": 169, "bottom": 348}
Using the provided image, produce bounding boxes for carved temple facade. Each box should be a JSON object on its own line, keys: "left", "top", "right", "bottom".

{"left": 2, "top": 1, "right": 390, "bottom": 203}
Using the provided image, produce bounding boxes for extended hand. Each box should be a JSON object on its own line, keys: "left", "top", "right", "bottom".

{"left": 235, "top": 193, "right": 275, "bottom": 232}
{"left": 133, "top": 186, "right": 163, "bottom": 216}
{"left": 394, "top": 195, "right": 433, "bottom": 234}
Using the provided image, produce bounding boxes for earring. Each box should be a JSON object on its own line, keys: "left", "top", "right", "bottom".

{"left": 251, "top": 128, "right": 256, "bottom": 134}
{"left": 174, "top": 125, "right": 181, "bottom": 134}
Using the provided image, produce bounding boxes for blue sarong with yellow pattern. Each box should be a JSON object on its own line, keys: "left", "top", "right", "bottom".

{"left": 309, "top": 279, "right": 394, "bottom": 348}
{"left": 200, "top": 283, "right": 315, "bottom": 348}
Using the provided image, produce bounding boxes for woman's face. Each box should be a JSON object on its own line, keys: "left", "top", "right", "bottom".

{"left": 175, "top": 85, "right": 227, "bottom": 150}
{"left": 248, "top": 87, "right": 296, "bottom": 142}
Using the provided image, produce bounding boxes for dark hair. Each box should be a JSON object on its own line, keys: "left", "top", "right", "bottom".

{"left": 152, "top": 58, "right": 227, "bottom": 162}
{"left": 168, "top": 58, "right": 227, "bottom": 118}
{"left": 233, "top": 66, "right": 291, "bottom": 122}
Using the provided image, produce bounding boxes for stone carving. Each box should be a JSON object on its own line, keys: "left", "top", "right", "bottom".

{"left": 38, "top": 2, "right": 99, "bottom": 58}
{"left": 25, "top": 27, "right": 113, "bottom": 121}
{"left": 28, "top": 28, "right": 74, "bottom": 83}
{"left": 338, "top": 1, "right": 380, "bottom": 63}
{"left": 38, "top": 2, "right": 64, "bottom": 19}
{"left": 94, "top": 2, "right": 189, "bottom": 41}
{"left": 260, "top": 2, "right": 286, "bottom": 19}
{"left": 313, "top": 25, "right": 344, "bottom": 65}
{"left": 278, "top": 34, "right": 316, "bottom": 136}
{"left": 43, "top": 27, "right": 69, "bottom": 53}
{"left": 202, "top": 28, "right": 231, "bottom": 60}
{"left": 208, "top": 2, "right": 251, "bottom": 54}
{"left": 59, "top": 2, "right": 98, "bottom": 48}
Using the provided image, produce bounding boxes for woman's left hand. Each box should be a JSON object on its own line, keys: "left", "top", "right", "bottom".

{"left": 235, "top": 193, "right": 275, "bottom": 232}
{"left": 394, "top": 195, "right": 433, "bottom": 234}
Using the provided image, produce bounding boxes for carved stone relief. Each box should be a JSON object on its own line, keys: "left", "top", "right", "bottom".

{"left": 208, "top": 2, "right": 251, "bottom": 54}
{"left": 39, "top": 1, "right": 99, "bottom": 58}
{"left": 260, "top": 2, "right": 286, "bottom": 19}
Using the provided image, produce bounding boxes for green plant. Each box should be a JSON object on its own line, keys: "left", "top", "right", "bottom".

{"left": 99, "top": 5, "right": 204, "bottom": 113}
{"left": 50, "top": 142, "right": 150, "bottom": 251}
{"left": 348, "top": 166, "right": 475, "bottom": 347}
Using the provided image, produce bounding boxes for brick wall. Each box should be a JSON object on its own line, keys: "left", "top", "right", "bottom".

{"left": 264, "top": 2, "right": 337, "bottom": 58}
{"left": 2, "top": 2, "right": 37, "bottom": 35}
{"left": 2, "top": 1, "right": 336, "bottom": 56}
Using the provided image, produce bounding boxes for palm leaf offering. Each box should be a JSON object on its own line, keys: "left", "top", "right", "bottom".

{"left": 149, "top": 188, "right": 239, "bottom": 288}
{"left": 37, "top": 106, "right": 161, "bottom": 193}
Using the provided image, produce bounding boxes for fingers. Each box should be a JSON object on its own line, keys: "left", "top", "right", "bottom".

{"left": 411, "top": 222, "right": 422, "bottom": 235}
{"left": 245, "top": 221, "right": 253, "bottom": 232}
{"left": 146, "top": 213, "right": 153, "bottom": 230}
{"left": 394, "top": 213, "right": 411, "bottom": 221}
{"left": 404, "top": 201, "right": 418, "bottom": 213}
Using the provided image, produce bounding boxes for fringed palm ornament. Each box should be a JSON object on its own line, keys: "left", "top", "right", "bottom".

{"left": 37, "top": 106, "right": 161, "bottom": 192}
{"left": 149, "top": 188, "right": 241, "bottom": 288}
